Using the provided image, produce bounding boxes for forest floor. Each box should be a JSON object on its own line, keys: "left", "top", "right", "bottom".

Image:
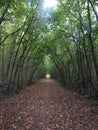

{"left": 0, "top": 78, "right": 98, "bottom": 130}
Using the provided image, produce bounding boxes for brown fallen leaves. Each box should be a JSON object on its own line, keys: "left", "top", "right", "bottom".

{"left": 0, "top": 78, "right": 98, "bottom": 130}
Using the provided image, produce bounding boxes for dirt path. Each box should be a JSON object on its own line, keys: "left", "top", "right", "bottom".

{"left": 0, "top": 78, "right": 98, "bottom": 130}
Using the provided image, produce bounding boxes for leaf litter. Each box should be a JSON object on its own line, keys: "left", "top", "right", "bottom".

{"left": 0, "top": 78, "right": 98, "bottom": 130}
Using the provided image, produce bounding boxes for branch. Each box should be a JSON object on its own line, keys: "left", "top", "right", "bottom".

{"left": 89, "top": 0, "right": 98, "bottom": 21}
{"left": 1, "top": 25, "right": 24, "bottom": 45}
{"left": 0, "top": 3, "right": 10, "bottom": 24}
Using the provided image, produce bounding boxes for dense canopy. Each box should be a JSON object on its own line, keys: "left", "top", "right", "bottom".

{"left": 0, "top": 0, "right": 98, "bottom": 98}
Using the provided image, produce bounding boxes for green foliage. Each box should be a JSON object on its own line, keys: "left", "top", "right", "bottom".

{"left": 0, "top": 0, "right": 98, "bottom": 98}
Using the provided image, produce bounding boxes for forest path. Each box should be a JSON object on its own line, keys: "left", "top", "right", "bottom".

{"left": 0, "top": 78, "right": 98, "bottom": 130}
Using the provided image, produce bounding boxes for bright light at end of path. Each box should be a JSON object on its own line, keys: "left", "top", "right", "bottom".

{"left": 43, "top": 0, "right": 58, "bottom": 8}
{"left": 46, "top": 74, "right": 51, "bottom": 78}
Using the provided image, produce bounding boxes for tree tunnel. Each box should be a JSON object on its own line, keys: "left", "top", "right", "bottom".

{"left": 0, "top": 0, "right": 98, "bottom": 98}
